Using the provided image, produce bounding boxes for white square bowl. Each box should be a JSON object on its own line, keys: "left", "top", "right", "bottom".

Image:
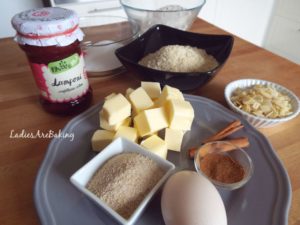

{"left": 225, "top": 79, "right": 300, "bottom": 128}
{"left": 70, "top": 137, "right": 175, "bottom": 225}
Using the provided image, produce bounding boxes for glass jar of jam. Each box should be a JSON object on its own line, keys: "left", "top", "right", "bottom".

{"left": 11, "top": 7, "right": 92, "bottom": 115}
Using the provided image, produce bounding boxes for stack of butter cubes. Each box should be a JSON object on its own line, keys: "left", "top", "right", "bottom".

{"left": 91, "top": 81, "right": 194, "bottom": 159}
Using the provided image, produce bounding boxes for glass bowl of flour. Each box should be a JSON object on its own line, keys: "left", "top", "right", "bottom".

{"left": 79, "top": 16, "right": 139, "bottom": 77}
{"left": 120, "top": 0, "right": 206, "bottom": 33}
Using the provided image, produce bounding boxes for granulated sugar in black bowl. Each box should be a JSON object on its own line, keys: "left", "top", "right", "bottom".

{"left": 115, "top": 24, "right": 234, "bottom": 92}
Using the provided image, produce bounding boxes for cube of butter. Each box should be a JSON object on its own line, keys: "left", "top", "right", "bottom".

{"left": 157, "top": 85, "right": 184, "bottom": 106}
{"left": 164, "top": 128, "right": 185, "bottom": 152}
{"left": 142, "top": 131, "right": 159, "bottom": 140}
{"left": 141, "top": 81, "right": 161, "bottom": 99}
{"left": 152, "top": 98, "right": 160, "bottom": 108}
{"left": 102, "top": 93, "right": 131, "bottom": 125}
{"left": 129, "top": 87, "right": 154, "bottom": 114}
{"left": 121, "top": 117, "right": 131, "bottom": 127}
{"left": 104, "top": 92, "right": 117, "bottom": 100}
{"left": 100, "top": 111, "right": 131, "bottom": 131}
{"left": 114, "top": 126, "right": 138, "bottom": 143}
{"left": 134, "top": 107, "right": 168, "bottom": 137}
{"left": 125, "top": 88, "right": 134, "bottom": 100}
{"left": 140, "top": 135, "right": 168, "bottom": 159}
{"left": 165, "top": 99, "right": 194, "bottom": 130}
{"left": 91, "top": 130, "right": 115, "bottom": 151}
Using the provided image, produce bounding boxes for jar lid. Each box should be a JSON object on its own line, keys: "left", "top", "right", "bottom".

{"left": 11, "top": 7, "right": 84, "bottom": 47}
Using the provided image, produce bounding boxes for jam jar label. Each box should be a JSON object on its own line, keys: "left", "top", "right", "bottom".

{"left": 30, "top": 53, "right": 89, "bottom": 102}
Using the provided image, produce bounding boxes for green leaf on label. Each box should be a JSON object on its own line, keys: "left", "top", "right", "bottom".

{"left": 48, "top": 53, "right": 80, "bottom": 74}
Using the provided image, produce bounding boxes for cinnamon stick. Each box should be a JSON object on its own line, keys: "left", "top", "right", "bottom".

{"left": 188, "top": 137, "right": 250, "bottom": 159}
{"left": 188, "top": 147, "right": 197, "bottom": 159}
{"left": 203, "top": 120, "right": 244, "bottom": 143}
{"left": 224, "top": 137, "right": 249, "bottom": 148}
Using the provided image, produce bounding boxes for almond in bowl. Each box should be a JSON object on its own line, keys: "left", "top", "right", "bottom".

{"left": 225, "top": 79, "right": 300, "bottom": 128}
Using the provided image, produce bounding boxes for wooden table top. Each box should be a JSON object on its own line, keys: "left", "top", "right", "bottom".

{"left": 0, "top": 18, "right": 299, "bottom": 225}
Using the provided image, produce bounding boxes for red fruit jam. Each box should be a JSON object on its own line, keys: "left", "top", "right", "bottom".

{"left": 20, "top": 41, "right": 92, "bottom": 114}
{"left": 12, "top": 7, "right": 92, "bottom": 115}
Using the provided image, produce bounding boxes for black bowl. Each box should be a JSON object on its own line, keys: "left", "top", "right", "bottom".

{"left": 115, "top": 24, "right": 234, "bottom": 91}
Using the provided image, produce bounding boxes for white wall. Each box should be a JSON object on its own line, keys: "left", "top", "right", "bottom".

{"left": 1, "top": 0, "right": 44, "bottom": 38}
{"left": 199, "top": 0, "right": 275, "bottom": 46}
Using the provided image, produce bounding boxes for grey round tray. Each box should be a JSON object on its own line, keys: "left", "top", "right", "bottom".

{"left": 34, "top": 95, "right": 291, "bottom": 225}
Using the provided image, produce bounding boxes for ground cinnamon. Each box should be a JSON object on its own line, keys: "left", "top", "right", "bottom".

{"left": 200, "top": 153, "right": 245, "bottom": 183}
